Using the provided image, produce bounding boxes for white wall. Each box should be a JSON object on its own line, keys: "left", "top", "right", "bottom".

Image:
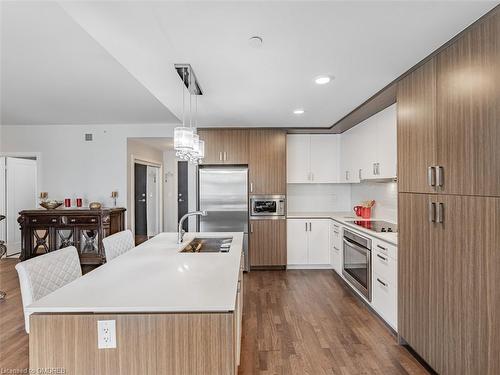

{"left": 351, "top": 181, "right": 398, "bottom": 222}
{"left": 287, "top": 183, "right": 352, "bottom": 213}
{"left": 0, "top": 124, "right": 177, "bottom": 226}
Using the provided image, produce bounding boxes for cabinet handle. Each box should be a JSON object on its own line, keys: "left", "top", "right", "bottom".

{"left": 250, "top": 223, "right": 254, "bottom": 233}
{"left": 436, "top": 166, "right": 444, "bottom": 187}
{"left": 250, "top": 182, "right": 253, "bottom": 193}
{"left": 90, "top": 218, "right": 96, "bottom": 223}
{"left": 377, "top": 278, "right": 388, "bottom": 287}
{"left": 436, "top": 202, "right": 444, "bottom": 223}
{"left": 333, "top": 231, "right": 339, "bottom": 235}
{"left": 377, "top": 253, "right": 388, "bottom": 262}
{"left": 51, "top": 218, "right": 57, "bottom": 223}
{"left": 219, "top": 152, "right": 223, "bottom": 161}
{"left": 224, "top": 152, "right": 227, "bottom": 161}
{"left": 70, "top": 218, "right": 76, "bottom": 223}
{"left": 32, "top": 219, "right": 37, "bottom": 223}
{"left": 372, "top": 164, "right": 376, "bottom": 175}
{"left": 311, "top": 173, "right": 314, "bottom": 181}
{"left": 309, "top": 222, "right": 312, "bottom": 231}
{"left": 376, "top": 244, "right": 387, "bottom": 251}
{"left": 428, "top": 166, "right": 436, "bottom": 187}
{"left": 359, "top": 169, "right": 362, "bottom": 180}
{"left": 429, "top": 202, "right": 436, "bottom": 223}
{"left": 345, "top": 171, "right": 349, "bottom": 181}
{"left": 376, "top": 163, "right": 380, "bottom": 175}
{"left": 305, "top": 222, "right": 308, "bottom": 232}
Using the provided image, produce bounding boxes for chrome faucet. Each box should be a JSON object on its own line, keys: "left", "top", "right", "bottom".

{"left": 178, "top": 210, "right": 207, "bottom": 243}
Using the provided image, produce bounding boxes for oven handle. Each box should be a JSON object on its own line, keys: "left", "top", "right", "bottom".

{"left": 343, "top": 237, "right": 370, "bottom": 256}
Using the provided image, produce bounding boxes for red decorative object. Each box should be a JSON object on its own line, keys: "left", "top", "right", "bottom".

{"left": 76, "top": 198, "right": 83, "bottom": 207}
{"left": 64, "top": 198, "right": 71, "bottom": 208}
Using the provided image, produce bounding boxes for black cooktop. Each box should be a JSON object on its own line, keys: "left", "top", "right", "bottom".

{"left": 347, "top": 220, "right": 398, "bottom": 233}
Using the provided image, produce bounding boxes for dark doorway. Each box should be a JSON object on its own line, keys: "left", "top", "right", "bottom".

{"left": 134, "top": 163, "right": 147, "bottom": 237}
{"left": 177, "top": 161, "right": 189, "bottom": 232}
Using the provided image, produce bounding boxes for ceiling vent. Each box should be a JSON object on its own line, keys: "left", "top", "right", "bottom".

{"left": 174, "top": 64, "right": 203, "bottom": 95}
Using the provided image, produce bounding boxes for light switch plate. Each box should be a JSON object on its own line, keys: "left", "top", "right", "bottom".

{"left": 97, "top": 320, "right": 116, "bottom": 349}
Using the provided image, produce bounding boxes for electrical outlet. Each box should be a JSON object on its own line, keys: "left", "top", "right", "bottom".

{"left": 97, "top": 320, "right": 116, "bottom": 349}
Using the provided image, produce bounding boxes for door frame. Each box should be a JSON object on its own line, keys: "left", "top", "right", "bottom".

{"left": 0, "top": 152, "right": 41, "bottom": 257}
{"left": 129, "top": 155, "right": 163, "bottom": 236}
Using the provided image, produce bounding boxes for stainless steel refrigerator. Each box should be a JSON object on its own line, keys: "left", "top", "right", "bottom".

{"left": 198, "top": 166, "right": 249, "bottom": 270}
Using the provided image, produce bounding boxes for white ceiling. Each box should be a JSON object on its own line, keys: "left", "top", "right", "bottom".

{"left": 2, "top": 1, "right": 498, "bottom": 127}
{"left": 0, "top": 2, "right": 178, "bottom": 125}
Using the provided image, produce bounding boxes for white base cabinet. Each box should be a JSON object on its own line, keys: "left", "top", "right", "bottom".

{"left": 371, "top": 238, "right": 397, "bottom": 330}
{"left": 331, "top": 222, "right": 343, "bottom": 275}
{"left": 287, "top": 219, "right": 330, "bottom": 267}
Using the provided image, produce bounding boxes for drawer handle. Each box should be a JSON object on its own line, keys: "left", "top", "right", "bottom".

{"left": 70, "top": 219, "right": 76, "bottom": 223}
{"left": 333, "top": 224, "right": 339, "bottom": 228}
{"left": 376, "top": 253, "right": 388, "bottom": 262}
{"left": 32, "top": 219, "right": 37, "bottom": 223}
{"left": 377, "top": 278, "right": 387, "bottom": 287}
{"left": 51, "top": 218, "right": 57, "bottom": 223}
{"left": 333, "top": 231, "right": 339, "bottom": 235}
{"left": 333, "top": 246, "right": 339, "bottom": 251}
{"left": 376, "top": 244, "right": 387, "bottom": 251}
{"left": 91, "top": 218, "right": 96, "bottom": 223}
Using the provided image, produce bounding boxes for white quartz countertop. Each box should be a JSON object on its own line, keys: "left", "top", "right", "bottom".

{"left": 287, "top": 212, "right": 398, "bottom": 245}
{"left": 27, "top": 232, "right": 243, "bottom": 314}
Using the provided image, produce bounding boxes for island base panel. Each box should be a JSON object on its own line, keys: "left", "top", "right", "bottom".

{"left": 29, "top": 312, "right": 236, "bottom": 375}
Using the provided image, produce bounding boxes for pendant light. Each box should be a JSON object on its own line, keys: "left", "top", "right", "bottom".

{"left": 174, "top": 65, "right": 204, "bottom": 164}
{"left": 174, "top": 68, "right": 194, "bottom": 156}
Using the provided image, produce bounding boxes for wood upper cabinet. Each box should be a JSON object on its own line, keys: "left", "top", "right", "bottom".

{"left": 197, "top": 129, "right": 248, "bottom": 164}
{"left": 397, "top": 58, "right": 437, "bottom": 194}
{"left": 436, "top": 11, "right": 500, "bottom": 196}
{"left": 398, "top": 10, "right": 500, "bottom": 196}
{"left": 249, "top": 219, "right": 286, "bottom": 267}
{"left": 249, "top": 129, "right": 286, "bottom": 194}
{"left": 399, "top": 192, "right": 500, "bottom": 375}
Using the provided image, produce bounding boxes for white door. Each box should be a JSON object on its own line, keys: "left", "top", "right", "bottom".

{"left": 310, "top": 135, "right": 340, "bottom": 183}
{"left": 287, "top": 135, "right": 311, "bottom": 183}
{"left": 307, "top": 219, "right": 330, "bottom": 265}
{"left": 286, "top": 219, "right": 308, "bottom": 265}
{"left": 146, "top": 165, "right": 160, "bottom": 237}
{"left": 6, "top": 157, "right": 37, "bottom": 255}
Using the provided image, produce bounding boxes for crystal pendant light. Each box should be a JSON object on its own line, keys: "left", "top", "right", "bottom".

{"left": 174, "top": 67, "right": 194, "bottom": 159}
{"left": 174, "top": 65, "right": 204, "bottom": 164}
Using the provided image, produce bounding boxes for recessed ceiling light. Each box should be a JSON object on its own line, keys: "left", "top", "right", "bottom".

{"left": 248, "top": 36, "right": 263, "bottom": 48}
{"left": 315, "top": 75, "right": 332, "bottom": 85}
{"left": 293, "top": 109, "right": 305, "bottom": 115}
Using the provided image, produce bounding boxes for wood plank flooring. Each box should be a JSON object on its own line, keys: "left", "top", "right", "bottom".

{"left": 0, "top": 260, "right": 427, "bottom": 374}
{"left": 0, "top": 259, "right": 29, "bottom": 371}
{"left": 239, "top": 270, "right": 428, "bottom": 375}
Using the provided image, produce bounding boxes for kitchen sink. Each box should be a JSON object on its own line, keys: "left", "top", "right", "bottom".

{"left": 180, "top": 237, "right": 233, "bottom": 253}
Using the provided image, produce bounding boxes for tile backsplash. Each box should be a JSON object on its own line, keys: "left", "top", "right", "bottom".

{"left": 287, "top": 181, "right": 398, "bottom": 222}
{"left": 351, "top": 181, "right": 398, "bottom": 222}
{"left": 287, "top": 184, "right": 352, "bottom": 213}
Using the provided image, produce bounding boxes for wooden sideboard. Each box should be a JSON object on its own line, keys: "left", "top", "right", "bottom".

{"left": 18, "top": 208, "right": 126, "bottom": 272}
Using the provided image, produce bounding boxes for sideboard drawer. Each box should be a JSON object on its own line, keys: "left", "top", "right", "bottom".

{"left": 30, "top": 216, "right": 59, "bottom": 225}
{"left": 67, "top": 216, "right": 99, "bottom": 225}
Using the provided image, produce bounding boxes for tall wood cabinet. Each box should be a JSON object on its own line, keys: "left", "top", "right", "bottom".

{"left": 249, "top": 129, "right": 286, "bottom": 194}
{"left": 398, "top": 8, "right": 500, "bottom": 375}
{"left": 398, "top": 10, "right": 500, "bottom": 197}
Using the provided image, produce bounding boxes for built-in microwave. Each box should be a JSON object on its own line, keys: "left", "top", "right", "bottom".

{"left": 249, "top": 195, "right": 285, "bottom": 219}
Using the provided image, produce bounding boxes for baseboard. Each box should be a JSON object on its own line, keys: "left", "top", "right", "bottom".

{"left": 286, "top": 264, "right": 333, "bottom": 270}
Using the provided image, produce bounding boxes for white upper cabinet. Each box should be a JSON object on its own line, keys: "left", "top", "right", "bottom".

{"left": 287, "top": 134, "right": 340, "bottom": 183}
{"left": 340, "top": 104, "right": 397, "bottom": 182}
{"left": 287, "top": 135, "right": 311, "bottom": 183}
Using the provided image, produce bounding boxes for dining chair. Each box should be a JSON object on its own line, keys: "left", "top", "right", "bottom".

{"left": 15, "top": 246, "right": 82, "bottom": 333}
{"left": 102, "top": 229, "right": 134, "bottom": 262}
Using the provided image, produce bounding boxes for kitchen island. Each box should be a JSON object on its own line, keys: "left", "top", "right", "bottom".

{"left": 27, "top": 232, "right": 244, "bottom": 375}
